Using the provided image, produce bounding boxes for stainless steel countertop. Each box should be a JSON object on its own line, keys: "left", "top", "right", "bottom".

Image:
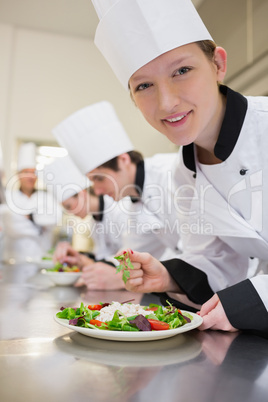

{"left": 1, "top": 262, "right": 268, "bottom": 402}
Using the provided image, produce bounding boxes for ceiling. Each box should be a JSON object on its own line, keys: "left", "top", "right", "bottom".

{"left": 0, "top": 0, "right": 204, "bottom": 39}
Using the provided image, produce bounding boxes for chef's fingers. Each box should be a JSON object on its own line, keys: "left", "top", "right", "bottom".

{"left": 82, "top": 264, "right": 94, "bottom": 273}
{"left": 116, "top": 249, "right": 152, "bottom": 267}
{"left": 125, "top": 276, "right": 144, "bottom": 292}
{"left": 61, "top": 256, "right": 79, "bottom": 266}
{"left": 53, "top": 242, "right": 73, "bottom": 263}
{"left": 198, "top": 294, "right": 220, "bottom": 317}
{"left": 128, "top": 266, "right": 144, "bottom": 279}
{"left": 198, "top": 298, "right": 238, "bottom": 332}
{"left": 74, "top": 276, "right": 85, "bottom": 287}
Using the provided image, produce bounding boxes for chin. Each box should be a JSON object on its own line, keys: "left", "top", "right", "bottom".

{"left": 166, "top": 133, "right": 194, "bottom": 147}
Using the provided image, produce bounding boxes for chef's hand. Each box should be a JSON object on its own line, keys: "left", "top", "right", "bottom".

{"left": 75, "top": 262, "right": 125, "bottom": 290}
{"left": 53, "top": 241, "right": 94, "bottom": 268}
{"left": 119, "top": 249, "right": 181, "bottom": 294}
{"left": 198, "top": 294, "right": 238, "bottom": 332}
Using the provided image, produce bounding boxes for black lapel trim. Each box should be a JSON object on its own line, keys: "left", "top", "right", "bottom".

{"left": 182, "top": 85, "right": 248, "bottom": 172}
{"left": 92, "top": 195, "right": 104, "bottom": 222}
{"left": 214, "top": 85, "right": 248, "bottom": 160}
{"left": 130, "top": 160, "right": 145, "bottom": 203}
{"left": 182, "top": 143, "right": 196, "bottom": 173}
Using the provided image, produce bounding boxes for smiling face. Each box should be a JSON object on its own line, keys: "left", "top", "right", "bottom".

{"left": 18, "top": 168, "right": 37, "bottom": 195}
{"left": 129, "top": 42, "right": 227, "bottom": 149}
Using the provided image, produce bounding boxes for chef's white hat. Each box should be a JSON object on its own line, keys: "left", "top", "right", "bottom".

{"left": 92, "top": 0, "right": 213, "bottom": 88}
{"left": 43, "top": 155, "right": 90, "bottom": 202}
{"left": 52, "top": 101, "right": 134, "bottom": 175}
{"left": 17, "top": 142, "right": 36, "bottom": 171}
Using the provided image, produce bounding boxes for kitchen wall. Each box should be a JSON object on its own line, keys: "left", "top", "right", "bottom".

{"left": 199, "top": 0, "right": 268, "bottom": 95}
{"left": 0, "top": 23, "right": 177, "bottom": 181}
{"left": 0, "top": 0, "right": 267, "bottom": 181}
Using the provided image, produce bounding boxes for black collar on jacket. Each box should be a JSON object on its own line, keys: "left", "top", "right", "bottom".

{"left": 182, "top": 85, "right": 248, "bottom": 173}
{"left": 130, "top": 160, "right": 145, "bottom": 203}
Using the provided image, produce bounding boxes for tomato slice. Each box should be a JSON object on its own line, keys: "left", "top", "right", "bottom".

{"left": 89, "top": 319, "right": 107, "bottom": 327}
{"left": 148, "top": 319, "right": 170, "bottom": 330}
{"left": 88, "top": 304, "right": 102, "bottom": 310}
{"left": 145, "top": 307, "right": 158, "bottom": 311}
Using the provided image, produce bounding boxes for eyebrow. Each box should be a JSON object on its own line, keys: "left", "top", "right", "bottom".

{"left": 130, "top": 54, "right": 193, "bottom": 83}
{"left": 91, "top": 175, "right": 103, "bottom": 180}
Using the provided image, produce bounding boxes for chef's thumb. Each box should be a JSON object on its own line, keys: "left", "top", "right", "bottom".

{"left": 116, "top": 248, "right": 152, "bottom": 266}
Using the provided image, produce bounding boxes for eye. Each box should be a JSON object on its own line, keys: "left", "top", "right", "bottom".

{"left": 95, "top": 177, "right": 104, "bottom": 182}
{"left": 174, "top": 67, "right": 191, "bottom": 76}
{"left": 135, "top": 82, "right": 152, "bottom": 92}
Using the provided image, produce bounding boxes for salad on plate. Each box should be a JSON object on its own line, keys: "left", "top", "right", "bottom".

{"left": 46, "top": 262, "right": 80, "bottom": 273}
{"left": 42, "top": 262, "right": 81, "bottom": 286}
{"left": 56, "top": 301, "right": 193, "bottom": 332}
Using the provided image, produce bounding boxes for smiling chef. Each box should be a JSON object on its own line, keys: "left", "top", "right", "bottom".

{"left": 89, "top": 0, "right": 268, "bottom": 337}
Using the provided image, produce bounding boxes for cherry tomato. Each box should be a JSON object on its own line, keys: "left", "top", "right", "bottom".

{"left": 89, "top": 319, "right": 107, "bottom": 327}
{"left": 145, "top": 307, "right": 158, "bottom": 311}
{"left": 88, "top": 304, "right": 102, "bottom": 310}
{"left": 72, "top": 267, "right": 80, "bottom": 272}
{"left": 148, "top": 319, "right": 170, "bottom": 330}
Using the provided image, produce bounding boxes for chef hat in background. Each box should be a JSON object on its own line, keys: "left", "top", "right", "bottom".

{"left": 43, "top": 155, "right": 90, "bottom": 202}
{"left": 92, "top": 0, "right": 213, "bottom": 89}
{"left": 52, "top": 101, "right": 134, "bottom": 175}
{"left": 17, "top": 142, "right": 36, "bottom": 171}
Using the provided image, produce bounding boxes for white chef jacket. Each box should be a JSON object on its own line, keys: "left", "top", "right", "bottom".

{"left": 89, "top": 154, "right": 182, "bottom": 264}
{"left": 1, "top": 189, "right": 62, "bottom": 262}
{"left": 88, "top": 195, "right": 122, "bottom": 260}
{"left": 160, "top": 85, "right": 268, "bottom": 336}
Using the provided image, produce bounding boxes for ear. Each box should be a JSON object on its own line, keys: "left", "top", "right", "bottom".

{"left": 117, "top": 153, "right": 131, "bottom": 166}
{"left": 80, "top": 189, "right": 87, "bottom": 198}
{"left": 213, "top": 47, "right": 227, "bottom": 82}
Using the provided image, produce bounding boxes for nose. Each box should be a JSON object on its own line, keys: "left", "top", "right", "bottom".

{"left": 157, "top": 81, "right": 181, "bottom": 114}
{"left": 92, "top": 185, "right": 103, "bottom": 196}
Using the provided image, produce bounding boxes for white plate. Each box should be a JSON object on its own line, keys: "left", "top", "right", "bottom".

{"left": 54, "top": 310, "right": 203, "bottom": 341}
{"left": 42, "top": 270, "right": 81, "bottom": 286}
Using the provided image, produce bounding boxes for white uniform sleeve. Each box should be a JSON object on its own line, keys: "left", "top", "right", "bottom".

{"left": 175, "top": 232, "right": 251, "bottom": 292}
{"left": 32, "top": 191, "right": 62, "bottom": 227}
{"left": 250, "top": 275, "right": 268, "bottom": 311}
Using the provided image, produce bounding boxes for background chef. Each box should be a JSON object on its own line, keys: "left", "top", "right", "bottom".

{"left": 1, "top": 142, "right": 61, "bottom": 263}
{"left": 43, "top": 154, "right": 121, "bottom": 268}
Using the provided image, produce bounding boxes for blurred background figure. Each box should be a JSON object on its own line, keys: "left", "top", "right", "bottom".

{"left": 1, "top": 142, "right": 62, "bottom": 263}
{"left": 43, "top": 154, "right": 121, "bottom": 267}
{"left": 0, "top": 140, "right": 6, "bottom": 260}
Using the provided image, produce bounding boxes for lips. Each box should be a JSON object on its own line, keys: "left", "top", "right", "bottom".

{"left": 163, "top": 111, "right": 191, "bottom": 125}
{"left": 165, "top": 114, "right": 187, "bottom": 122}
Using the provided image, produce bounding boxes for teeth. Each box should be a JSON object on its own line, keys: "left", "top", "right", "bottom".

{"left": 166, "top": 114, "right": 186, "bottom": 122}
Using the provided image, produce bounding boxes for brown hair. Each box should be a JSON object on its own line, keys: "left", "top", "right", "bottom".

{"left": 196, "top": 40, "right": 217, "bottom": 61}
{"left": 100, "top": 151, "right": 144, "bottom": 171}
